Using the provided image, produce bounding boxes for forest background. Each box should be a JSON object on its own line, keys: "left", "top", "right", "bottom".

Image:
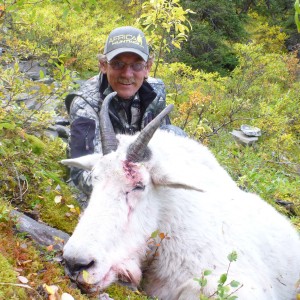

{"left": 0, "top": 0, "right": 299, "bottom": 299}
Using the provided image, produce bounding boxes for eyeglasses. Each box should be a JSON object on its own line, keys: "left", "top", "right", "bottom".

{"left": 107, "top": 60, "right": 147, "bottom": 72}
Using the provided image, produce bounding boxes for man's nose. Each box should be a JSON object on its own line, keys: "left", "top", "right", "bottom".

{"left": 120, "top": 64, "right": 134, "bottom": 76}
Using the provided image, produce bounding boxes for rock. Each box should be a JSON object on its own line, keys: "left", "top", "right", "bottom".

{"left": 36, "top": 77, "right": 54, "bottom": 84}
{"left": 55, "top": 116, "right": 70, "bottom": 126}
{"left": 240, "top": 124, "right": 261, "bottom": 137}
{"left": 275, "top": 199, "right": 297, "bottom": 216}
{"left": 231, "top": 130, "right": 258, "bottom": 146}
{"left": 44, "top": 128, "right": 59, "bottom": 139}
{"left": 19, "top": 60, "right": 48, "bottom": 81}
{"left": 46, "top": 124, "right": 70, "bottom": 139}
{"left": 15, "top": 92, "right": 39, "bottom": 110}
{"left": 4, "top": 60, "right": 48, "bottom": 80}
{"left": 54, "top": 124, "right": 70, "bottom": 139}
{"left": 10, "top": 210, "right": 70, "bottom": 250}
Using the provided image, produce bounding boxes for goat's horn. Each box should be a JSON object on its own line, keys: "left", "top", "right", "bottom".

{"left": 100, "top": 91, "right": 118, "bottom": 155}
{"left": 126, "top": 104, "right": 174, "bottom": 162}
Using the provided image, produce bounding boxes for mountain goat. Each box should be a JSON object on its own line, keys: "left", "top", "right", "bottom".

{"left": 62, "top": 92, "right": 300, "bottom": 300}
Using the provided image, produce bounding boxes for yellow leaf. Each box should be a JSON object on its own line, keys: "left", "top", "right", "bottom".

{"left": 75, "top": 207, "right": 81, "bottom": 215}
{"left": 82, "top": 270, "right": 95, "bottom": 284}
{"left": 82, "top": 270, "right": 90, "bottom": 283}
{"left": 54, "top": 195, "right": 62, "bottom": 204}
{"left": 43, "top": 283, "right": 56, "bottom": 295}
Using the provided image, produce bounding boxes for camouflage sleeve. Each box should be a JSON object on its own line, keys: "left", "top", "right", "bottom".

{"left": 67, "top": 91, "right": 101, "bottom": 196}
{"left": 69, "top": 116, "right": 95, "bottom": 195}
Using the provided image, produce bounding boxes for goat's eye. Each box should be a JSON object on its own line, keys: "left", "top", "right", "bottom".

{"left": 132, "top": 182, "right": 145, "bottom": 191}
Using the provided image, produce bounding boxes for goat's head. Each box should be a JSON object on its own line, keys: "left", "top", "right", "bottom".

{"left": 61, "top": 93, "right": 174, "bottom": 293}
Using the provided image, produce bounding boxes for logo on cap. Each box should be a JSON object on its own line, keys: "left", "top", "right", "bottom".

{"left": 108, "top": 34, "right": 144, "bottom": 47}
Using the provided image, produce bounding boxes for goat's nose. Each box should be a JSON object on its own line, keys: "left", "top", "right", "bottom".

{"left": 64, "top": 257, "right": 95, "bottom": 276}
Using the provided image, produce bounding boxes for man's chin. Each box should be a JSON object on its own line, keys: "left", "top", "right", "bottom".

{"left": 114, "top": 87, "right": 138, "bottom": 100}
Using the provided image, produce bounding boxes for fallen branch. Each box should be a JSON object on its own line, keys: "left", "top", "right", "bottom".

{"left": 10, "top": 210, "right": 70, "bottom": 250}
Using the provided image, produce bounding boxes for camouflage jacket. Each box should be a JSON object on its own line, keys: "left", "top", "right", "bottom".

{"left": 65, "top": 73, "right": 169, "bottom": 195}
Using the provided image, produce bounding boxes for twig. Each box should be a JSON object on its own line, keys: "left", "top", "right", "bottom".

{"left": 21, "top": 178, "right": 29, "bottom": 197}
{"left": 266, "top": 160, "right": 297, "bottom": 166}
{"left": 12, "top": 163, "right": 23, "bottom": 202}
{"left": 0, "top": 282, "right": 43, "bottom": 300}
{"left": 226, "top": 283, "right": 244, "bottom": 298}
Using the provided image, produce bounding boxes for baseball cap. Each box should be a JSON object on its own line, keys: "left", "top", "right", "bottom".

{"left": 104, "top": 26, "right": 149, "bottom": 61}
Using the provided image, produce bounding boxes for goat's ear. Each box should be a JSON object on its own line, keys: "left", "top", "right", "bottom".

{"left": 151, "top": 167, "right": 205, "bottom": 193}
{"left": 160, "top": 181, "right": 205, "bottom": 192}
{"left": 61, "top": 154, "right": 103, "bottom": 171}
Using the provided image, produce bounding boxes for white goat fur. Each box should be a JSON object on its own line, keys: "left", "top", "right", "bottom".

{"left": 62, "top": 130, "right": 300, "bottom": 300}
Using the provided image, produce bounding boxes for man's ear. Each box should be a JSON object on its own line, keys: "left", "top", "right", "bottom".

{"left": 144, "top": 57, "right": 153, "bottom": 79}
{"left": 99, "top": 60, "right": 108, "bottom": 74}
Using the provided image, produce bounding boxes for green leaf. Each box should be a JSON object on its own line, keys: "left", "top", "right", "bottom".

{"left": 227, "top": 251, "right": 238, "bottom": 262}
{"left": 228, "top": 296, "right": 238, "bottom": 300}
{"left": 194, "top": 277, "right": 208, "bottom": 287}
{"left": 0, "top": 122, "right": 16, "bottom": 130}
{"left": 203, "top": 270, "right": 212, "bottom": 276}
{"left": 39, "top": 70, "right": 45, "bottom": 79}
{"left": 40, "top": 170, "right": 63, "bottom": 184}
{"left": 218, "top": 273, "right": 227, "bottom": 285}
{"left": 200, "top": 278, "right": 207, "bottom": 287}
{"left": 151, "top": 229, "right": 159, "bottom": 238}
{"left": 230, "top": 280, "right": 240, "bottom": 288}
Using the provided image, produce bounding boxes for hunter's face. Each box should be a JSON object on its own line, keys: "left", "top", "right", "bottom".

{"left": 100, "top": 52, "right": 151, "bottom": 99}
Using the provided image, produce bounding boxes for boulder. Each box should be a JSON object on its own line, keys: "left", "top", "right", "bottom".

{"left": 231, "top": 129, "right": 258, "bottom": 145}
{"left": 240, "top": 124, "right": 261, "bottom": 137}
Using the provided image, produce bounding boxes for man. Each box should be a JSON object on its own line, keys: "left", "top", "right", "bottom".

{"left": 65, "top": 26, "right": 185, "bottom": 195}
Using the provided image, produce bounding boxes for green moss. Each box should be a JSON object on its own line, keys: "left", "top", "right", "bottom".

{"left": 0, "top": 125, "right": 95, "bottom": 298}
{"left": 105, "top": 284, "right": 150, "bottom": 299}
{"left": 39, "top": 188, "right": 80, "bottom": 234}
{"left": 0, "top": 128, "right": 80, "bottom": 233}
{"left": 24, "top": 133, "right": 47, "bottom": 155}
{"left": 0, "top": 251, "right": 27, "bottom": 298}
